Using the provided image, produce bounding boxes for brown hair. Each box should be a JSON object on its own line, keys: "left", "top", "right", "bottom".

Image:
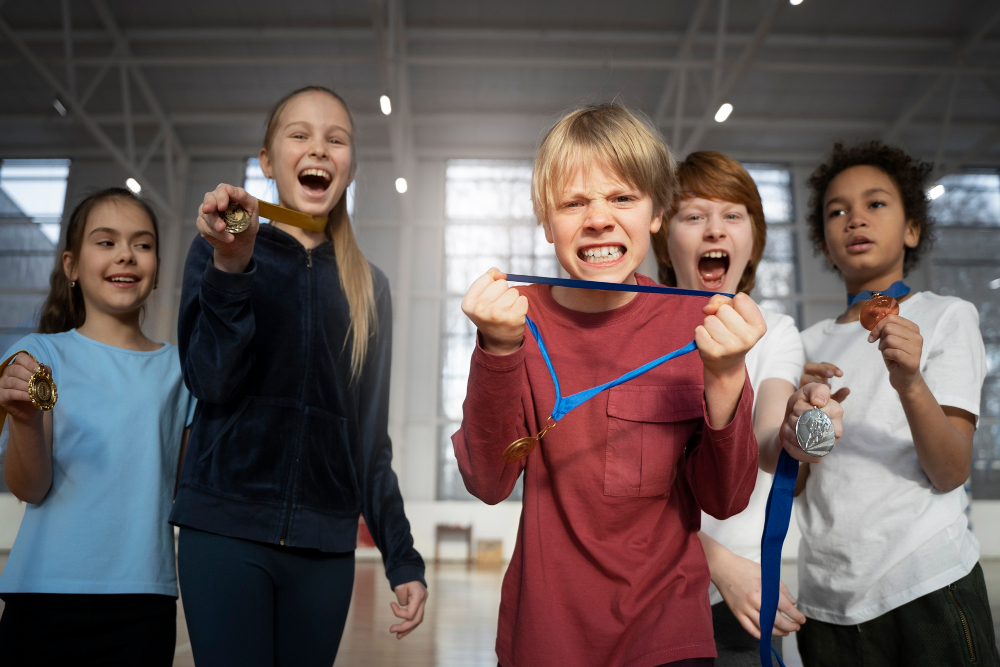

{"left": 532, "top": 103, "right": 677, "bottom": 226}
{"left": 806, "top": 141, "right": 934, "bottom": 275}
{"left": 263, "top": 86, "right": 375, "bottom": 381}
{"left": 38, "top": 187, "right": 159, "bottom": 334}
{"left": 651, "top": 151, "right": 767, "bottom": 294}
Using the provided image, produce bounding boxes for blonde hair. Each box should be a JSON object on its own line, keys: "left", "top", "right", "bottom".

{"left": 651, "top": 151, "right": 767, "bottom": 294}
{"left": 532, "top": 103, "right": 678, "bottom": 225}
{"left": 264, "top": 86, "right": 375, "bottom": 381}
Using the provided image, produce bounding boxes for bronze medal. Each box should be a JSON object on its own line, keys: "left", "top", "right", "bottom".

{"left": 502, "top": 416, "right": 556, "bottom": 463}
{"left": 223, "top": 203, "right": 251, "bottom": 234}
{"left": 859, "top": 292, "right": 899, "bottom": 331}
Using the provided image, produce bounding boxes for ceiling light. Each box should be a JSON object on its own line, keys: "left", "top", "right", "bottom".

{"left": 52, "top": 99, "right": 68, "bottom": 117}
{"left": 380, "top": 95, "right": 392, "bottom": 115}
{"left": 789, "top": 0, "right": 804, "bottom": 5}
{"left": 126, "top": 178, "right": 142, "bottom": 194}
{"left": 928, "top": 184, "right": 945, "bottom": 200}
{"left": 714, "top": 103, "right": 733, "bottom": 123}
{"left": 395, "top": 177, "right": 408, "bottom": 194}
{"left": 989, "top": 278, "right": 1000, "bottom": 290}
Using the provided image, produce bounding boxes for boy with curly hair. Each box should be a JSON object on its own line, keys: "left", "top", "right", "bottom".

{"left": 795, "top": 141, "right": 999, "bottom": 666}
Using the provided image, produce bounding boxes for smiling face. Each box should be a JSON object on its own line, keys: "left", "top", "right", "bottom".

{"left": 64, "top": 199, "right": 158, "bottom": 319}
{"left": 822, "top": 165, "right": 919, "bottom": 289}
{"left": 259, "top": 91, "right": 354, "bottom": 217}
{"left": 542, "top": 161, "right": 662, "bottom": 284}
{"left": 666, "top": 196, "right": 754, "bottom": 294}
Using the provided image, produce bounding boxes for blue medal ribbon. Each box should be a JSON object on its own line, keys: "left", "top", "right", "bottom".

{"left": 846, "top": 280, "right": 910, "bottom": 308}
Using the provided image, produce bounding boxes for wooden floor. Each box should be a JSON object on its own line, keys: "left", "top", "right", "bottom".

{"left": 0, "top": 555, "right": 998, "bottom": 666}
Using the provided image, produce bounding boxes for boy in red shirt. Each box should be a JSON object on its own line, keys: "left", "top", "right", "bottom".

{"left": 454, "top": 104, "right": 795, "bottom": 667}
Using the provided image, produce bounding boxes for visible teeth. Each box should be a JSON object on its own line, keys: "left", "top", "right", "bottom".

{"left": 109, "top": 277, "right": 137, "bottom": 282}
{"left": 300, "top": 168, "right": 331, "bottom": 181}
{"left": 701, "top": 250, "right": 729, "bottom": 259}
{"left": 582, "top": 246, "right": 623, "bottom": 262}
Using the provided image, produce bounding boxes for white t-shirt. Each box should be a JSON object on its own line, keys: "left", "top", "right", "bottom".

{"left": 795, "top": 292, "right": 985, "bottom": 625}
{"left": 701, "top": 307, "right": 804, "bottom": 606}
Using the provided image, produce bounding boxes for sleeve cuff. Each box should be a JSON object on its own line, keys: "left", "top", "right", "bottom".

{"left": 701, "top": 372, "right": 754, "bottom": 441}
{"left": 472, "top": 330, "right": 525, "bottom": 372}
{"left": 386, "top": 562, "right": 427, "bottom": 591}
{"left": 202, "top": 256, "right": 257, "bottom": 295}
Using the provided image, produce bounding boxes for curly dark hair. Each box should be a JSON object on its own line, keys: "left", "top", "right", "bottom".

{"left": 806, "top": 141, "right": 935, "bottom": 275}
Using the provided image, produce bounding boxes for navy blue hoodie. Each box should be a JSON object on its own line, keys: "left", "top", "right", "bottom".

{"left": 171, "top": 222, "right": 425, "bottom": 589}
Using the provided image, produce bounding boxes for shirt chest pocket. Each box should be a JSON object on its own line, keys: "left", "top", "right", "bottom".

{"left": 604, "top": 384, "right": 703, "bottom": 498}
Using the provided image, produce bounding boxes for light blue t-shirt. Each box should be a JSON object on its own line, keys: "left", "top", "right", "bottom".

{"left": 0, "top": 330, "right": 194, "bottom": 596}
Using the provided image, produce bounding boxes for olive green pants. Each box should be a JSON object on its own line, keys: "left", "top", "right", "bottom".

{"left": 797, "top": 562, "right": 1000, "bottom": 667}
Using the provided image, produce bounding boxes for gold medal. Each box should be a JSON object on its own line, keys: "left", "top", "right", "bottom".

{"left": 0, "top": 350, "right": 58, "bottom": 430}
{"left": 502, "top": 416, "right": 556, "bottom": 463}
{"left": 224, "top": 200, "right": 329, "bottom": 235}
{"left": 223, "top": 203, "right": 251, "bottom": 234}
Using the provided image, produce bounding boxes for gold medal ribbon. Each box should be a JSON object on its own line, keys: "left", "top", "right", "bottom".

{"left": 224, "top": 200, "right": 328, "bottom": 234}
{"left": 0, "top": 350, "right": 58, "bottom": 431}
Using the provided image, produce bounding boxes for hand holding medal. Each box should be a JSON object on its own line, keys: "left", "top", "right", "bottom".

{"left": 196, "top": 184, "right": 261, "bottom": 274}
{"left": 0, "top": 351, "right": 57, "bottom": 429}
{"left": 780, "top": 382, "right": 843, "bottom": 461}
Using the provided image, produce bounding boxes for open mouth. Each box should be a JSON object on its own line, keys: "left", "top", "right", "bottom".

{"left": 847, "top": 236, "right": 873, "bottom": 253}
{"left": 698, "top": 250, "right": 729, "bottom": 289}
{"left": 298, "top": 167, "right": 333, "bottom": 196}
{"left": 578, "top": 244, "right": 626, "bottom": 265}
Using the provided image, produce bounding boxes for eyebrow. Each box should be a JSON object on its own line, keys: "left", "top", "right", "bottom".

{"left": 87, "top": 227, "right": 155, "bottom": 239}
{"left": 825, "top": 187, "right": 893, "bottom": 208}
{"left": 283, "top": 120, "right": 351, "bottom": 134}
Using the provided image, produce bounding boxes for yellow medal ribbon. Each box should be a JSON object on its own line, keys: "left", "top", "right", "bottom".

{"left": 223, "top": 200, "right": 328, "bottom": 235}
{"left": 0, "top": 350, "right": 58, "bottom": 431}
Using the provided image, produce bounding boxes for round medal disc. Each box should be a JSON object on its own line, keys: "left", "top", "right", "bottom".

{"left": 27, "top": 365, "right": 57, "bottom": 411}
{"left": 223, "top": 203, "right": 251, "bottom": 234}
{"left": 859, "top": 292, "right": 899, "bottom": 331}
{"left": 503, "top": 437, "right": 537, "bottom": 463}
{"left": 795, "top": 407, "right": 835, "bottom": 457}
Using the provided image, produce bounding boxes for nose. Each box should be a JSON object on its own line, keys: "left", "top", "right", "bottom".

{"left": 703, "top": 212, "right": 727, "bottom": 240}
{"left": 308, "top": 136, "right": 330, "bottom": 160}
{"left": 115, "top": 242, "right": 136, "bottom": 265}
{"left": 583, "top": 200, "right": 616, "bottom": 233}
{"left": 846, "top": 210, "right": 867, "bottom": 229}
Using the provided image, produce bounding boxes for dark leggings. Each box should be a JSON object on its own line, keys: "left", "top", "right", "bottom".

{"left": 178, "top": 526, "right": 355, "bottom": 667}
{"left": 0, "top": 592, "right": 176, "bottom": 666}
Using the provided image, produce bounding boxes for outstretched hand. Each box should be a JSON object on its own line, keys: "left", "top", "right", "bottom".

{"left": 196, "top": 183, "right": 260, "bottom": 274}
{"left": 389, "top": 580, "right": 428, "bottom": 639}
{"left": 779, "top": 382, "right": 844, "bottom": 463}
{"left": 0, "top": 355, "right": 49, "bottom": 424}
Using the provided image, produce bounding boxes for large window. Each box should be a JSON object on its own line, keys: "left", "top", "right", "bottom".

{"left": 437, "top": 160, "right": 555, "bottom": 500}
{"left": 0, "top": 159, "right": 70, "bottom": 354}
{"left": 929, "top": 171, "right": 1000, "bottom": 499}
{"left": 745, "top": 165, "right": 801, "bottom": 325}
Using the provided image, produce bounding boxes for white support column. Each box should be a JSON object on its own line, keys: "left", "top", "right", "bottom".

{"left": 60, "top": 0, "right": 74, "bottom": 96}
{"left": 654, "top": 0, "right": 711, "bottom": 126}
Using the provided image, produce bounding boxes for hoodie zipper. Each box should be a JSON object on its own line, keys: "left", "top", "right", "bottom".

{"left": 948, "top": 583, "right": 977, "bottom": 663}
{"left": 279, "top": 247, "right": 314, "bottom": 545}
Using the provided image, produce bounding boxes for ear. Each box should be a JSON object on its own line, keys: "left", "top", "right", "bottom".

{"left": 904, "top": 218, "right": 920, "bottom": 249}
{"left": 539, "top": 218, "right": 554, "bottom": 244}
{"left": 62, "top": 250, "right": 76, "bottom": 282}
{"left": 258, "top": 147, "right": 273, "bottom": 180}
{"left": 820, "top": 240, "right": 834, "bottom": 267}
{"left": 649, "top": 208, "right": 664, "bottom": 235}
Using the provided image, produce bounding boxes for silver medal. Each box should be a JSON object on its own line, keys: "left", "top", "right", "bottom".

{"left": 795, "top": 408, "right": 836, "bottom": 457}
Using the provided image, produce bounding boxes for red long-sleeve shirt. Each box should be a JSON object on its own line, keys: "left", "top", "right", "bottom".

{"left": 452, "top": 276, "right": 758, "bottom": 667}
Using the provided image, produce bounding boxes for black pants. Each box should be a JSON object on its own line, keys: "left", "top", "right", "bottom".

{"left": 0, "top": 592, "right": 176, "bottom": 666}
{"left": 712, "top": 601, "right": 783, "bottom": 666}
{"left": 797, "top": 562, "right": 1000, "bottom": 667}
{"left": 177, "top": 526, "right": 355, "bottom": 667}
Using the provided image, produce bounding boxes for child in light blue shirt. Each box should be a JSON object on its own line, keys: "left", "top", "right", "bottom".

{"left": 0, "top": 187, "right": 192, "bottom": 666}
